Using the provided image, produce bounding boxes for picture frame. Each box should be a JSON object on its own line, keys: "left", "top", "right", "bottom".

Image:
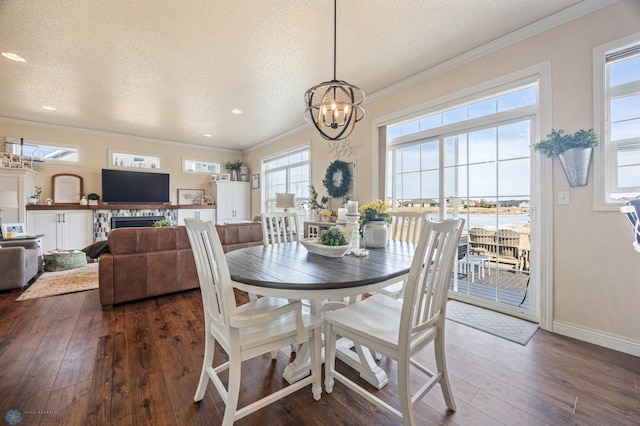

{"left": 251, "top": 173, "right": 260, "bottom": 189}
{"left": 210, "top": 174, "right": 220, "bottom": 181}
{"left": 177, "top": 188, "right": 205, "bottom": 205}
{"left": 21, "top": 160, "right": 32, "bottom": 170}
{"left": 0, "top": 158, "right": 9, "bottom": 168}
{"left": 220, "top": 174, "right": 231, "bottom": 181}
{"left": 52, "top": 173, "right": 83, "bottom": 204}
{"left": 1, "top": 222, "right": 26, "bottom": 238}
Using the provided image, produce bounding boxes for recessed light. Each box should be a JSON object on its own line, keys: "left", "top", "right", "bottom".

{"left": 231, "top": 109, "right": 243, "bottom": 115}
{"left": 42, "top": 105, "right": 57, "bottom": 111}
{"left": 1, "top": 52, "right": 26, "bottom": 62}
{"left": 203, "top": 133, "right": 212, "bottom": 138}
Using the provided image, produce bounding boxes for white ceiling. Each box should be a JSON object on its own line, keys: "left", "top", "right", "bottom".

{"left": 0, "top": 0, "right": 597, "bottom": 151}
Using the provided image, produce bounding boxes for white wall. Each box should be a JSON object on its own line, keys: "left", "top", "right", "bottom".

{"left": 245, "top": 1, "right": 640, "bottom": 352}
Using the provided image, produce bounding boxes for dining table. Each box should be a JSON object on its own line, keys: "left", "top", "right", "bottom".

{"left": 225, "top": 240, "right": 416, "bottom": 389}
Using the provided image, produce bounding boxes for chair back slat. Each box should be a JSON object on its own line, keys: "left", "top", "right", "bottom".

{"left": 400, "top": 219, "right": 464, "bottom": 344}
{"left": 262, "top": 212, "right": 300, "bottom": 245}
{"left": 184, "top": 218, "right": 237, "bottom": 332}
{"left": 390, "top": 212, "right": 425, "bottom": 243}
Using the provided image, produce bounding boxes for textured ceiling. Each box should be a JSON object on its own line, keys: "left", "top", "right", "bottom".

{"left": 0, "top": 0, "right": 591, "bottom": 151}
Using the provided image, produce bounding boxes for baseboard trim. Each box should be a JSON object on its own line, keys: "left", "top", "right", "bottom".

{"left": 553, "top": 321, "right": 640, "bottom": 357}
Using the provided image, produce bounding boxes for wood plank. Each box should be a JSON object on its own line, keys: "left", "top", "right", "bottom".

{"left": 0, "top": 287, "right": 638, "bottom": 425}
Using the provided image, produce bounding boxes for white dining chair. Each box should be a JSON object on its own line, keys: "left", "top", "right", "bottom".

{"left": 323, "top": 218, "right": 464, "bottom": 425}
{"left": 377, "top": 212, "right": 426, "bottom": 299}
{"left": 261, "top": 212, "right": 301, "bottom": 245}
{"left": 184, "top": 218, "right": 322, "bottom": 425}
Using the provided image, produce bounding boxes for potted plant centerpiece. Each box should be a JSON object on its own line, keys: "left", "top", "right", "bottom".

{"left": 225, "top": 160, "right": 244, "bottom": 181}
{"left": 533, "top": 128, "right": 598, "bottom": 187}
{"left": 300, "top": 226, "right": 351, "bottom": 258}
{"left": 359, "top": 199, "right": 391, "bottom": 248}
{"left": 308, "top": 185, "right": 329, "bottom": 222}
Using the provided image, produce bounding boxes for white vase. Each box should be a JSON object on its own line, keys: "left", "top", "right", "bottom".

{"left": 363, "top": 221, "right": 388, "bottom": 248}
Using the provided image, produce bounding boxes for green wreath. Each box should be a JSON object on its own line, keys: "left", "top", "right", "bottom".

{"left": 323, "top": 160, "right": 352, "bottom": 198}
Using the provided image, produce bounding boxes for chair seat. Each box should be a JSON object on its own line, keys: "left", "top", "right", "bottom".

{"left": 233, "top": 296, "right": 321, "bottom": 352}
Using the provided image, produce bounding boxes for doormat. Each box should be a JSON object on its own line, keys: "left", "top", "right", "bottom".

{"left": 445, "top": 300, "right": 538, "bottom": 345}
{"left": 16, "top": 262, "right": 99, "bottom": 301}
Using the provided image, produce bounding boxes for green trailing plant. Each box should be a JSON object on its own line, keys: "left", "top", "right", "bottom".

{"left": 33, "top": 186, "right": 42, "bottom": 196}
{"left": 533, "top": 128, "right": 598, "bottom": 158}
{"left": 318, "top": 227, "right": 348, "bottom": 246}
{"left": 153, "top": 219, "right": 173, "bottom": 227}
{"left": 308, "top": 185, "right": 329, "bottom": 214}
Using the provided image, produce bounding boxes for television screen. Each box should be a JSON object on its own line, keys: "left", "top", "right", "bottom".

{"left": 102, "top": 169, "right": 170, "bottom": 204}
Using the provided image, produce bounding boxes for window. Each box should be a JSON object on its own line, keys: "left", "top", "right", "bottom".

{"left": 5, "top": 137, "right": 82, "bottom": 164}
{"left": 108, "top": 149, "right": 161, "bottom": 169}
{"left": 263, "top": 146, "right": 310, "bottom": 218}
{"left": 594, "top": 35, "right": 640, "bottom": 209}
{"left": 183, "top": 158, "right": 221, "bottom": 174}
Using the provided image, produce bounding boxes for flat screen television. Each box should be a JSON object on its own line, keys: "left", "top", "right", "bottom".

{"left": 102, "top": 169, "right": 170, "bottom": 204}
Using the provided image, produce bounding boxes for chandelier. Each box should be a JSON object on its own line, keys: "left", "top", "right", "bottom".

{"left": 304, "top": 0, "right": 365, "bottom": 141}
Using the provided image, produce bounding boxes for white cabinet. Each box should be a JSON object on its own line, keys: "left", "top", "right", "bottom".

{"left": 0, "top": 169, "right": 36, "bottom": 223}
{"left": 27, "top": 209, "right": 92, "bottom": 252}
{"left": 176, "top": 208, "right": 216, "bottom": 225}
{"left": 210, "top": 181, "right": 250, "bottom": 224}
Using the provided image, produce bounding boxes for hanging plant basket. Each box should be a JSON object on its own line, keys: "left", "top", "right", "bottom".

{"left": 558, "top": 147, "right": 593, "bottom": 187}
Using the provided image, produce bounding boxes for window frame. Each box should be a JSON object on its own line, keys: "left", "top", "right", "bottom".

{"left": 593, "top": 32, "right": 640, "bottom": 211}
{"left": 262, "top": 144, "right": 310, "bottom": 215}
{"left": 5, "top": 137, "right": 83, "bottom": 166}
{"left": 108, "top": 149, "right": 163, "bottom": 170}
{"left": 182, "top": 157, "right": 221, "bottom": 175}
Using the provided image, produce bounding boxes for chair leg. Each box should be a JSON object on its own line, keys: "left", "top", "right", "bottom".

{"left": 324, "top": 323, "right": 336, "bottom": 394}
{"left": 434, "top": 331, "right": 456, "bottom": 412}
{"left": 397, "top": 357, "right": 414, "bottom": 426}
{"left": 222, "top": 355, "right": 242, "bottom": 426}
{"left": 194, "top": 333, "right": 215, "bottom": 402}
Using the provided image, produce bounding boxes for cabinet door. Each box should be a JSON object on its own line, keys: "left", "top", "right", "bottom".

{"left": 233, "top": 183, "right": 250, "bottom": 221}
{"left": 199, "top": 209, "right": 215, "bottom": 222}
{"left": 176, "top": 209, "right": 194, "bottom": 225}
{"left": 27, "top": 211, "right": 60, "bottom": 253}
{"left": 215, "top": 183, "right": 235, "bottom": 223}
{"left": 61, "top": 210, "right": 92, "bottom": 250}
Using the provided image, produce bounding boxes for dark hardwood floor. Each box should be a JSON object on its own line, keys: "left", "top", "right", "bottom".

{"left": 0, "top": 287, "right": 638, "bottom": 425}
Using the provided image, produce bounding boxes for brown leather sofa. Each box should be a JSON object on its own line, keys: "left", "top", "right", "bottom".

{"left": 99, "top": 222, "right": 263, "bottom": 308}
{"left": 216, "top": 221, "right": 264, "bottom": 252}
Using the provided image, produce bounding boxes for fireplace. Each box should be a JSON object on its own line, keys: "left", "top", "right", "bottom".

{"left": 111, "top": 215, "right": 165, "bottom": 229}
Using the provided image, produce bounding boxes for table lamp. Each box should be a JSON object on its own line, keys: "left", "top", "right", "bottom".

{"left": 275, "top": 193, "right": 295, "bottom": 212}
{"left": 0, "top": 190, "right": 19, "bottom": 227}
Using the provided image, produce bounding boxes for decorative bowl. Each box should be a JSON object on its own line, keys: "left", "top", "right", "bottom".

{"left": 300, "top": 239, "right": 351, "bottom": 258}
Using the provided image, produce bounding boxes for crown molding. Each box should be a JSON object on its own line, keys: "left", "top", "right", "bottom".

{"left": 0, "top": 116, "right": 242, "bottom": 154}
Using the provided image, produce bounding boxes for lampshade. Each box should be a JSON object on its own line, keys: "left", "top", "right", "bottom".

{"left": 276, "top": 193, "right": 295, "bottom": 209}
{"left": 0, "top": 191, "right": 19, "bottom": 208}
{"left": 304, "top": 0, "right": 365, "bottom": 141}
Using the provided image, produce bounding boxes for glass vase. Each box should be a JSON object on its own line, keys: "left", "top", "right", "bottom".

{"left": 363, "top": 221, "right": 388, "bottom": 248}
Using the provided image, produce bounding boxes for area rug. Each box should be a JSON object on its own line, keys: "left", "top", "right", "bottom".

{"left": 16, "top": 262, "right": 99, "bottom": 301}
{"left": 445, "top": 300, "right": 538, "bottom": 345}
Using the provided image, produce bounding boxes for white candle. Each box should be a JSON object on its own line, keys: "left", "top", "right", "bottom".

{"left": 347, "top": 200, "right": 358, "bottom": 213}
{"left": 337, "top": 208, "right": 348, "bottom": 221}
